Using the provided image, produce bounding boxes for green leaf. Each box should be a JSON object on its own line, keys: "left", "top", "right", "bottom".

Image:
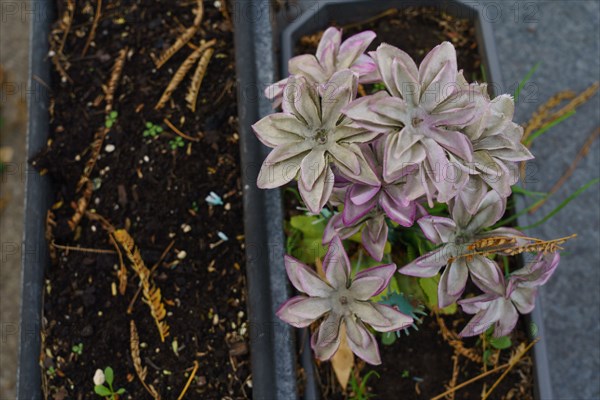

{"left": 94, "top": 385, "right": 112, "bottom": 396}
{"left": 291, "top": 238, "right": 327, "bottom": 264}
{"left": 514, "top": 62, "right": 540, "bottom": 102}
{"left": 104, "top": 367, "right": 114, "bottom": 386}
{"left": 116, "top": 388, "right": 126, "bottom": 395}
{"left": 290, "top": 215, "right": 326, "bottom": 239}
{"left": 105, "top": 120, "right": 113, "bottom": 128}
{"left": 109, "top": 111, "right": 118, "bottom": 119}
{"left": 146, "top": 122, "right": 153, "bottom": 128}
{"left": 489, "top": 335, "right": 512, "bottom": 350}
{"left": 418, "top": 275, "right": 457, "bottom": 315}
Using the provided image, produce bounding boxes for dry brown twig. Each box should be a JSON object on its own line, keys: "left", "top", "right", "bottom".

{"left": 130, "top": 320, "right": 162, "bottom": 399}
{"left": 155, "top": 0, "right": 204, "bottom": 69}
{"left": 186, "top": 47, "right": 214, "bottom": 112}
{"left": 177, "top": 360, "right": 200, "bottom": 400}
{"left": 114, "top": 230, "right": 170, "bottom": 342}
{"left": 46, "top": 210, "right": 58, "bottom": 265}
{"left": 51, "top": 241, "right": 116, "bottom": 255}
{"left": 163, "top": 118, "right": 200, "bottom": 142}
{"left": 81, "top": 0, "right": 102, "bottom": 57}
{"left": 68, "top": 179, "right": 93, "bottom": 230}
{"left": 155, "top": 39, "right": 217, "bottom": 110}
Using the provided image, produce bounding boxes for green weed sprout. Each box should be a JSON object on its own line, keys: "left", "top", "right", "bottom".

{"left": 143, "top": 121, "right": 164, "bottom": 138}
{"left": 169, "top": 136, "right": 185, "bottom": 150}
{"left": 72, "top": 343, "right": 83, "bottom": 356}
{"left": 105, "top": 111, "right": 118, "bottom": 129}
{"left": 93, "top": 367, "right": 125, "bottom": 399}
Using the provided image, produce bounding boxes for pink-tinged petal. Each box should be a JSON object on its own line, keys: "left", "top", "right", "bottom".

{"left": 344, "top": 317, "right": 382, "bottom": 365}
{"left": 509, "top": 252, "right": 560, "bottom": 288}
{"left": 329, "top": 143, "right": 360, "bottom": 176}
{"left": 420, "top": 60, "right": 458, "bottom": 112}
{"left": 299, "top": 165, "right": 335, "bottom": 214}
{"left": 338, "top": 30, "right": 376, "bottom": 69}
{"left": 323, "top": 236, "right": 351, "bottom": 289}
{"left": 265, "top": 77, "right": 288, "bottom": 101}
{"left": 380, "top": 193, "right": 416, "bottom": 227}
{"left": 316, "top": 27, "right": 342, "bottom": 63}
{"left": 454, "top": 177, "right": 488, "bottom": 215}
{"left": 342, "top": 195, "right": 376, "bottom": 226}
{"left": 430, "top": 100, "right": 478, "bottom": 127}
{"left": 399, "top": 247, "right": 449, "bottom": 277}
{"left": 392, "top": 57, "right": 420, "bottom": 106}
{"left": 383, "top": 130, "right": 426, "bottom": 183}
{"left": 300, "top": 149, "right": 326, "bottom": 191}
{"left": 252, "top": 114, "right": 306, "bottom": 147}
{"left": 417, "top": 215, "right": 456, "bottom": 245}
{"left": 323, "top": 213, "right": 362, "bottom": 245}
{"left": 438, "top": 259, "right": 468, "bottom": 308}
{"left": 351, "top": 54, "right": 380, "bottom": 82}
{"left": 458, "top": 297, "right": 506, "bottom": 337}
{"left": 282, "top": 75, "right": 321, "bottom": 128}
{"left": 276, "top": 296, "right": 330, "bottom": 328}
{"left": 334, "top": 124, "right": 381, "bottom": 144}
{"left": 288, "top": 54, "right": 327, "bottom": 83}
{"left": 369, "top": 95, "right": 411, "bottom": 126}
{"left": 418, "top": 42, "right": 457, "bottom": 99}
{"left": 311, "top": 312, "right": 342, "bottom": 361}
{"left": 342, "top": 92, "right": 399, "bottom": 133}
{"left": 335, "top": 146, "right": 380, "bottom": 187}
{"left": 320, "top": 70, "right": 358, "bottom": 128}
{"left": 458, "top": 293, "right": 497, "bottom": 314}
{"left": 352, "top": 264, "right": 397, "bottom": 300}
{"left": 510, "top": 286, "right": 537, "bottom": 314}
{"left": 361, "top": 216, "right": 388, "bottom": 261}
{"left": 276, "top": 296, "right": 317, "bottom": 327}
{"left": 368, "top": 303, "right": 414, "bottom": 332}
{"left": 423, "top": 126, "right": 473, "bottom": 162}
{"left": 372, "top": 43, "right": 418, "bottom": 99}
{"left": 284, "top": 255, "right": 332, "bottom": 297}
{"left": 256, "top": 143, "right": 311, "bottom": 189}
{"left": 467, "top": 255, "right": 505, "bottom": 296}
{"left": 349, "top": 183, "right": 380, "bottom": 206}
{"left": 465, "top": 189, "right": 506, "bottom": 232}
{"left": 492, "top": 301, "right": 519, "bottom": 337}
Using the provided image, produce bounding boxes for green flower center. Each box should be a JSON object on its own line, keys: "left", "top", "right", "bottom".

{"left": 314, "top": 128, "right": 329, "bottom": 145}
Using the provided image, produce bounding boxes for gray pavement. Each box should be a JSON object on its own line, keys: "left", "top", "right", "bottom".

{"left": 0, "top": 0, "right": 29, "bottom": 398}
{"left": 482, "top": 1, "right": 600, "bottom": 398}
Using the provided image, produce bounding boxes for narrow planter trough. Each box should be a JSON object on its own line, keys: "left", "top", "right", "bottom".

{"left": 268, "top": 1, "right": 554, "bottom": 399}
{"left": 18, "top": 0, "right": 296, "bottom": 399}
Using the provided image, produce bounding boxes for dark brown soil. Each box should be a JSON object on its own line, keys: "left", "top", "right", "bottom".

{"left": 33, "top": 1, "right": 250, "bottom": 399}
{"left": 292, "top": 7, "right": 534, "bottom": 400}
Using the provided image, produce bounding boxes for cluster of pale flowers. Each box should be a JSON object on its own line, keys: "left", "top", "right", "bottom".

{"left": 253, "top": 27, "right": 559, "bottom": 365}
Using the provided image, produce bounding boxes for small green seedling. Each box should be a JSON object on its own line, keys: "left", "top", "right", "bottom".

{"left": 143, "top": 121, "right": 164, "bottom": 138}
{"left": 72, "top": 343, "right": 83, "bottom": 356}
{"left": 46, "top": 366, "right": 56, "bottom": 378}
{"left": 349, "top": 370, "right": 380, "bottom": 400}
{"left": 94, "top": 367, "right": 125, "bottom": 399}
{"left": 169, "top": 136, "right": 185, "bottom": 150}
{"left": 105, "top": 111, "right": 118, "bottom": 129}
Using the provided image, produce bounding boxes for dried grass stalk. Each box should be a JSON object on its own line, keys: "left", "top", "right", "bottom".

{"left": 114, "top": 230, "right": 170, "bottom": 342}
{"left": 155, "top": 39, "right": 217, "bottom": 110}
{"left": 81, "top": 0, "right": 102, "bottom": 57}
{"left": 104, "top": 48, "right": 128, "bottom": 113}
{"left": 155, "top": 0, "right": 204, "bottom": 69}
{"left": 68, "top": 180, "right": 93, "bottom": 230}
{"left": 46, "top": 210, "right": 58, "bottom": 265}
{"left": 185, "top": 47, "right": 214, "bottom": 112}
{"left": 130, "top": 320, "right": 162, "bottom": 399}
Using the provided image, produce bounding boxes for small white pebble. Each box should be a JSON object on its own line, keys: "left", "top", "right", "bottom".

{"left": 143, "top": 155, "right": 150, "bottom": 162}
{"left": 48, "top": 50, "right": 56, "bottom": 57}
{"left": 177, "top": 250, "right": 187, "bottom": 260}
{"left": 91, "top": 225, "right": 97, "bottom": 232}
{"left": 214, "top": 0, "right": 221, "bottom": 8}
{"left": 75, "top": 155, "right": 81, "bottom": 161}
{"left": 237, "top": 311, "right": 244, "bottom": 318}
{"left": 224, "top": 203, "right": 231, "bottom": 211}
{"left": 181, "top": 224, "right": 192, "bottom": 233}
{"left": 168, "top": 232, "right": 176, "bottom": 238}
{"left": 104, "top": 144, "right": 115, "bottom": 153}
{"left": 212, "top": 314, "right": 219, "bottom": 325}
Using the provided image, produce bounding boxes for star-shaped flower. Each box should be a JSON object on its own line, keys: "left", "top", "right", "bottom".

{"left": 265, "top": 27, "right": 379, "bottom": 107}
{"left": 344, "top": 42, "right": 485, "bottom": 205}
{"left": 276, "top": 236, "right": 413, "bottom": 365}
{"left": 459, "top": 252, "right": 560, "bottom": 337}
{"left": 399, "top": 190, "right": 525, "bottom": 308}
{"left": 253, "top": 70, "right": 379, "bottom": 213}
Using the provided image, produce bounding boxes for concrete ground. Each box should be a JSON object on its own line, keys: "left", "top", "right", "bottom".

{"left": 0, "top": 0, "right": 29, "bottom": 398}
{"left": 0, "top": 1, "right": 598, "bottom": 399}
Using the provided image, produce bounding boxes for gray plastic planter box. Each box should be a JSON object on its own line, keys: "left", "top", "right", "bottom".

{"left": 18, "top": 1, "right": 296, "bottom": 399}
{"left": 276, "top": 1, "right": 553, "bottom": 399}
